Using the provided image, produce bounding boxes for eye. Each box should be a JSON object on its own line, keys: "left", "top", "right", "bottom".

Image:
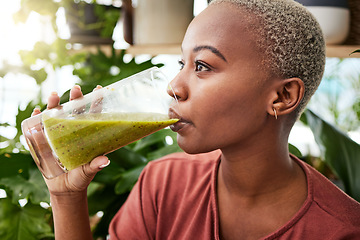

{"left": 195, "top": 60, "right": 211, "bottom": 72}
{"left": 178, "top": 60, "right": 185, "bottom": 70}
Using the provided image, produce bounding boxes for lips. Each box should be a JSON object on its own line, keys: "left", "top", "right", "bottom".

{"left": 168, "top": 108, "right": 191, "bottom": 132}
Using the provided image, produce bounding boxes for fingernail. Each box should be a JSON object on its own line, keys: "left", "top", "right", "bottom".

{"left": 74, "top": 85, "right": 81, "bottom": 90}
{"left": 93, "top": 85, "right": 102, "bottom": 91}
{"left": 51, "top": 92, "right": 58, "bottom": 96}
{"left": 99, "top": 160, "right": 110, "bottom": 169}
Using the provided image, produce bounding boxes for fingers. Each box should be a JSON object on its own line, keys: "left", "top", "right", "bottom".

{"left": 81, "top": 156, "right": 110, "bottom": 180}
{"left": 70, "top": 85, "right": 86, "bottom": 115}
{"left": 70, "top": 85, "right": 83, "bottom": 101}
{"left": 32, "top": 91, "right": 60, "bottom": 116}
{"left": 47, "top": 92, "right": 61, "bottom": 110}
{"left": 91, "top": 156, "right": 110, "bottom": 171}
{"left": 31, "top": 108, "right": 41, "bottom": 117}
{"left": 93, "top": 85, "right": 102, "bottom": 91}
{"left": 90, "top": 85, "right": 103, "bottom": 113}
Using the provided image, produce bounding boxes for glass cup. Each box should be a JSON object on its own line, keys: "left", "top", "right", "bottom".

{"left": 21, "top": 67, "right": 178, "bottom": 179}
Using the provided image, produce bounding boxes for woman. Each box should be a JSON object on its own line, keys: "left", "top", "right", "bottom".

{"left": 34, "top": 0, "right": 360, "bottom": 239}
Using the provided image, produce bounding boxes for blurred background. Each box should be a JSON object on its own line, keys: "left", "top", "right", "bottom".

{"left": 0, "top": 0, "right": 359, "bottom": 239}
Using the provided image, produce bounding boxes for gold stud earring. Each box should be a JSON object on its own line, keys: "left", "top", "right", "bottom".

{"left": 273, "top": 108, "right": 278, "bottom": 120}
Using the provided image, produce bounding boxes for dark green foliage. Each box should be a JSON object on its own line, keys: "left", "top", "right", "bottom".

{"left": 300, "top": 109, "right": 360, "bottom": 201}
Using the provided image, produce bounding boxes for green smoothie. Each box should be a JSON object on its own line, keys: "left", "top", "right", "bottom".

{"left": 42, "top": 112, "right": 178, "bottom": 170}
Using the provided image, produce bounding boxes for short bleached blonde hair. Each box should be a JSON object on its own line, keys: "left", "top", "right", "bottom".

{"left": 210, "top": 0, "right": 326, "bottom": 118}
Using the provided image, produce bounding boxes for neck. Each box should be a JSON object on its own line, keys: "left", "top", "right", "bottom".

{"left": 218, "top": 125, "right": 302, "bottom": 201}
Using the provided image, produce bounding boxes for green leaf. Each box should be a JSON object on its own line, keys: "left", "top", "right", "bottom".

{"left": 107, "top": 147, "right": 147, "bottom": 169}
{"left": 89, "top": 191, "right": 128, "bottom": 239}
{"left": 87, "top": 184, "right": 122, "bottom": 215}
{"left": 288, "top": 143, "right": 302, "bottom": 158}
{"left": 301, "top": 109, "right": 360, "bottom": 201}
{"left": 19, "top": 42, "right": 52, "bottom": 65}
{"left": 133, "top": 129, "right": 174, "bottom": 151}
{"left": 0, "top": 123, "right": 10, "bottom": 127}
{"left": 72, "top": 47, "right": 164, "bottom": 89}
{"left": 87, "top": 182, "right": 103, "bottom": 197}
{"left": 92, "top": 161, "right": 125, "bottom": 185}
{"left": 353, "top": 98, "right": 360, "bottom": 121}
{"left": 0, "top": 134, "right": 10, "bottom": 142}
{"left": 0, "top": 168, "right": 49, "bottom": 205}
{"left": 350, "top": 49, "right": 360, "bottom": 55}
{"left": 0, "top": 153, "right": 32, "bottom": 179}
{"left": 15, "top": 101, "right": 40, "bottom": 144}
{"left": 30, "top": 69, "right": 48, "bottom": 85}
{"left": 0, "top": 198, "right": 53, "bottom": 240}
{"left": 147, "top": 144, "right": 183, "bottom": 161}
{"left": 93, "top": 146, "right": 147, "bottom": 184}
{"left": 114, "top": 165, "right": 146, "bottom": 195}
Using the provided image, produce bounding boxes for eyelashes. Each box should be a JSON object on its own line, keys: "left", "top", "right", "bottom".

{"left": 195, "top": 60, "right": 211, "bottom": 72}
{"left": 178, "top": 60, "right": 212, "bottom": 72}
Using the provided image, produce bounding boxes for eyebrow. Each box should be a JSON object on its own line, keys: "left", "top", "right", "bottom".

{"left": 193, "top": 45, "right": 228, "bottom": 63}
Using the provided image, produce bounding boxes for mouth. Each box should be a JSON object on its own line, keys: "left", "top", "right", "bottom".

{"left": 168, "top": 108, "right": 191, "bottom": 132}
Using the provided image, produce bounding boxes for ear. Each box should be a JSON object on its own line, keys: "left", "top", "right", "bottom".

{"left": 267, "top": 78, "right": 304, "bottom": 118}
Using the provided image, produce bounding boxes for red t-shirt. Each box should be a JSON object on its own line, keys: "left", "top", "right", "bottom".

{"left": 109, "top": 151, "right": 360, "bottom": 239}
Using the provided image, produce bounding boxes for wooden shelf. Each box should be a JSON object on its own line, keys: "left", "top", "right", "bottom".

{"left": 128, "top": 44, "right": 360, "bottom": 58}
{"left": 68, "top": 43, "right": 182, "bottom": 56}
{"left": 326, "top": 45, "right": 360, "bottom": 58}
{"left": 70, "top": 44, "right": 360, "bottom": 58}
{"left": 127, "top": 44, "right": 181, "bottom": 55}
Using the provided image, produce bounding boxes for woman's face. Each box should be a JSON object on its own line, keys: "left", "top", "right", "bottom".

{"left": 169, "top": 3, "right": 275, "bottom": 154}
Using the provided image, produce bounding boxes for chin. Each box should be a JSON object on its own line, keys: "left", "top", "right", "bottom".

{"left": 177, "top": 138, "right": 217, "bottom": 155}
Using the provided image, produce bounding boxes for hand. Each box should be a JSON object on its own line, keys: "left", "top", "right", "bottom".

{"left": 32, "top": 85, "right": 110, "bottom": 196}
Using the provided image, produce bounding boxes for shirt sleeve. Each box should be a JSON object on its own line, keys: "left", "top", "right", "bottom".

{"left": 108, "top": 164, "right": 157, "bottom": 240}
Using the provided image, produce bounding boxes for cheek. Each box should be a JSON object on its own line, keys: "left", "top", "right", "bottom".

{"left": 200, "top": 85, "right": 254, "bottom": 120}
{"left": 196, "top": 86, "right": 267, "bottom": 138}
{"left": 177, "top": 76, "right": 269, "bottom": 153}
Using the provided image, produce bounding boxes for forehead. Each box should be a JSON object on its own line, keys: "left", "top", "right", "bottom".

{"left": 182, "top": 3, "right": 262, "bottom": 62}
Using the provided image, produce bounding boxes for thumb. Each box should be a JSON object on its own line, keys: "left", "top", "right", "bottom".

{"left": 93, "top": 156, "right": 111, "bottom": 169}
{"left": 66, "top": 156, "right": 110, "bottom": 192}
{"left": 83, "top": 156, "right": 110, "bottom": 177}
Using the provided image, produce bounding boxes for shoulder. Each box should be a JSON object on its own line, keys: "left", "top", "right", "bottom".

{"left": 296, "top": 158, "right": 360, "bottom": 228}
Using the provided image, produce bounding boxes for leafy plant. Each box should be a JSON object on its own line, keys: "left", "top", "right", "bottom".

{"left": 297, "top": 53, "right": 360, "bottom": 202}
{"left": 1, "top": 3, "right": 359, "bottom": 238}
{"left": 300, "top": 109, "right": 360, "bottom": 201}
{"left": 66, "top": 1, "right": 121, "bottom": 39}
{"left": 88, "top": 129, "right": 182, "bottom": 237}
{"left": 0, "top": 46, "right": 178, "bottom": 239}
{"left": 350, "top": 49, "right": 360, "bottom": 55}
{"left": 13, "top": 0, "right": 121, "bottom": 39}
{"left": 0, "top": 0, "right": 179, "bottom": 238}
{"left": 70, "top": 47, "right": 162, "bottom": 98}
{"left": 0, "top": 153, "right": 53, "bottom": 239}
{"left": 0, "top": 198, "right": 54, "bottom": 240}
{"left": 0, "top": 128, "right": 181, "bottom": 239}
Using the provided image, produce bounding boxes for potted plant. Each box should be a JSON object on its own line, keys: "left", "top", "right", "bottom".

{"left": 13, "top": 0, "right": 121, "bottom": 45}
{"left": 294, "top": 0, "right": 350, "bottom": 45}
{"left": 0, "top": 43, "right": 175, "bottom": 239}
{"left": 123, "top": 0, "right": 194, "bottom": 45}
{"left": 65, "top": 1, "right": 121, "bottom": 44}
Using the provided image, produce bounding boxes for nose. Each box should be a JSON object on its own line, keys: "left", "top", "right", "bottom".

{"left": 167, "top": 72, "right": 188, "bottom": 101}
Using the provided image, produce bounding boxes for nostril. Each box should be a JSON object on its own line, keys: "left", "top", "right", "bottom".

{"left": 167, "top": 84, "right": 181, "bottom": 103}
{"left": 168, "top": 74, "right": 188, "bottom": 101}
{"left": 174, "top": 94, "right": 181, "bottom": 102}
{"left": 167, "top": 84, "right": 175, "bottom": 97}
